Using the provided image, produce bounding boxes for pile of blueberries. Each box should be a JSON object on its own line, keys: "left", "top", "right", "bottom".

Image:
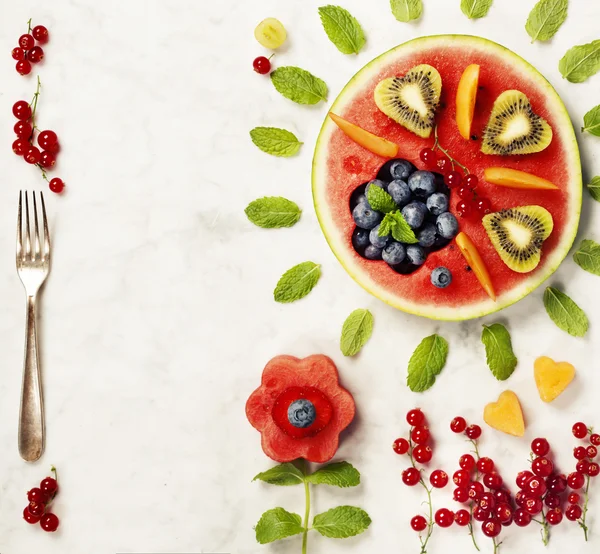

{"left": 350, "top": 158, "right": 457, "bottom": 288}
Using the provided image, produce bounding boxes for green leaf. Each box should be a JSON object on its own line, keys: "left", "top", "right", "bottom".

{"left": 270, "top": 66, "right": 328, "bottom": 105}
{"left": 253, "top": 463, "right": 305, "bottom": 486}
{"left": 340, "top": 309, "right": 374, "bottom": 356}
{"left": 306, "top": 462, "right": 361, "bottom": 487}
{"left": 573, "top": 239, "right": 600, "bottom": 276}
{"left": 559, "top": 40, "right": 600, "bottom": 83}
{"left": 588, "top": 176, "right": 600, "bottom": 201}
{"left": 543, "top": 287, "right": 588, "bottom": 337}
{"left": 274, "top": 262, "right": 321, "bottom": 303}
{"left": 249, "top": 127, "right": 303, "bottom": 157}
{"left": 582, "top": 105, "right": 600, "bottom": 136}
{"left": 379, "top": 211, "right": 419, "bottom": 244}
{"left": 390, "top": 0, "right": 423, "bottom": 22}
{"left": 367, "top": 186, "right": 397, "bottom": 213}
{"left": 407, "top": 334, "right": 449, "bottom": 392}
{"left": 255, "top": 508, "right": 304, "bottom": 544}
{"left": 525, "top": 0, "right": 568, "bottom": 42}
{"left": 245, "top": 197, "right": 301, "bottom": 229}
{"left": 313, "top": 506, "right": 372, "bottom": 538}
{"left": 460, "top": 0, "right": 494, "bottom": 19}
{"left": 318, "top": 5, "right": 366, "bottom": 55}
{"left": 481, "top": 324, "right": 518, "bottom": 381}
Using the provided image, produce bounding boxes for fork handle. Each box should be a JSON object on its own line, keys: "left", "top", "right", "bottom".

{"left": 18, "top": 295, "right": 44, "bottom": 462}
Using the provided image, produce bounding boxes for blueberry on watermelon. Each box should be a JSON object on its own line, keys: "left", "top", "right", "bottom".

{"left": 408, "top": 171, "right": 437, "bottom": 198}
{"left": 378, "top": 158, "right": 416, "bottom": 181}
{"left": 388, "top": 179, "right": 412, "bottom": 206}
{"left": 369, "top": 224, "right": 389, "bottom": 248}
{"left": 353, "top": 203, "right": 382, "bottom": 229}
{"left": 402, "top": 201, "right": 427, "bottom": 229}
{"left": 352, "top": 227, "right": 370, "bottom": 253}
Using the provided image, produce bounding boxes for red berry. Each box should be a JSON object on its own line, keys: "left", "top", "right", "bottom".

{"left": 445, "top": 171, "right": 462, "bottom": 189}
{"left": 437, "top": 157, "right": 450, "bottom": 173}
{"left": 546, "top": 508, "right": 563, "bottom": 526}
{"left": 28, "top": 501, "right": 45, "bottom": 517}
{"left": 458, "top": 186, "right": 475, "bottom": 200}
{"left": 393, "top": 437, "right": 410, "bottom": 455}
{"left": 475, "top": 197, "right": 492, "bottom": 216}
{"left": 473, "top": 506, "right": 490, "bottom": 522}
{"left": 459, "top": 454, "right": 476, "bottom": 471}
{"left": 40, "top": 512, "right": 59, "bottom": 532}
{"left": 49, "top": 178, "right": 65, "bottom": 194}
{"left": 532, "top": 457, "right": 554, "bottom": 478}
{"left": 482, "top": 518, "right": 502, "bottom": 538}
{"left": 12, "top": 138, "right": 29, "bottom": 156}
{"left": 477, "top": 457, "right": 494, "bottom": 474}
{"left": 16, "top": 59, "right": 32, "bottom": 75}
{"left": 568, "top": 493, "right": 580, "bottom": 504}
{"left": 24, "top": 146, "right": 41, "bottom": 164}
{"left": 430, "top": 470, "right": 449, "bottom": 489}
{"left": 37, "top": 130, "right": 58, "bottom": 150}
{"left": 27, "top": 488, "right": 48, "bottom": 504}
{"left": 513, "top": 508, "right": 532, "bottom": 527}
{"left": 39, "top": 150, "right": 56, "bottom": 168}
{"left": 573, "top": 422, "right": 588, "bottom": 439}
{"left": 14, "top": 120, "right": 32, "bottom": 139}
{"left": 587, "top": 446, "right": 598, "bottom": 459}
{"left": 455, "top": 509, "right": 471, "bottom": 526}
{"left": 28, "top": 46, "right": 44, "bottom": 63}
{"left": 450, "top": 416, "right": 467, "bottom": 433}
{"left": 465, "top": 174, "right": 479, "bottom": 189}
{"left": 494, "top": 489, "right": 511, "bottom": 505}
{"left": 253, "top": 56, "right": 271, "bottom": 74}
{"left": 515, "top": 490, "right": 527, "bottom": 507}
{"left": 544, "top": 493, "right": 560, "bottom": 508}
{"left": 525, "top": 476, "right": 547, "bottom": 497}
{"left": 591, "top": 434, "right": 600, "bottom": 446}
{"left": 568, "top": 472, "right": 586, "bottom": 490}
{"left": 411, "top": 426, "right": 430, "bottom": 445}
{"left": 406, "top": 409, "right": 425, "bottom": 427}
{"left": 465, "top": 424, "right": 481, "bottom": 439}
{"left": 413, "top": 445, "right": 433, "bottom": 464}
{"left": 495, "top": 503, "right": 513, "bottom": 524}
{"left": 566, "top": 504, "right": 583, "bottom": 521}
{"left": 524, "top": 497, "right": 543, "bottom": 515}
{"left": 516, "top": 471, "right": 533, "bottom": 489}
{"left": 456, "top": 200, "right": 472, "bottom": 218}
{"left": 574, "top": 446, "right": 588, "bottom": 460}
{"left": 12, "top": 47, "right": 26, "bottom": 61}
{"left": 13, "top": 100, "right": 32, "bottom": 120}
{"left": 576, "top": 460, "right": 590, "bottom": 474}
{"left": 419, "top": 148, "right": 436, "bottom": 167}
{"left": 547, "top": 474, "right": 567, "bottom": 494}
{"left": 588, "top": 463, "right": 600, "bottom": 477}
{"left": 453, "top": 487, "right": 469, "bottom": 503}
{"left": 23, "top": 506, "right": 40, "bottom": 524}
{"left": 32, "top": 25, "right": 49, "bottom": 43}
{"left": 531, "top": 438, "right": 550, "bottom": 456}
{"left": 453, "top": 469, "right": 470, "bottom": 487}
{"left": 402, "top": 467, "right": 421, "bottom": 486}
{"left": 468, "top": 481, "right": 484, "bottom": 501}
{"left": 483, "top": 472, "right": 503, "bottom": 490}
{"left": 19, "top": 34, "right": 35, "bottom": 50}
{"left": 435, "top": 508, "right": 454, "bottom": 528}
{"left": 478, "top": 492, "right": 496, "bottom": 511}
{"left": 410, "top": 515, "right": 427, "bottom": 532}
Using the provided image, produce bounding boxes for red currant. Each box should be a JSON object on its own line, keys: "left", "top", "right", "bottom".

{"left": 437, "top": 157, "right": 450, "bottom": 173}
{"left": 515, "top": 490, "right": 526, "bottom": 506}
{"left": 430, "top": 469, "right": 449, "bottom": 489}
{"left": 411, "top": 426, "right": 430, "bottom": 445}
{"left": 410, "top": 514, "right": 427, "bottom": 532}
{"left": 28, "top": 501, "right": 45, "bottom": 517}
{"left": 475, "top": 198, "right": 491, "bottom": 216}
{"left": 587, "top": 446, "right": 598, "bottom": 459}
{"left": 453, "top": 487, "right": 469, "bottom": 503}
{"left": 453, "top": 469, "right": 471, "bottom": 487}
{"left": 572, "top": 422, "right": 588, "bottom": 439}
{"left": 465, "top": 424, "right": 481, "bottom": 439}
{"left": 28, "top": 46, "right": 44, "bottom": 63}
{"left": 524, "top": 497, "right": 543, "bottom": 515}
{"left": 458, "top": 186, "right": 475, "bottom": 200}
{"left": 406, "top": 409, "right": 425, "bottom": 427}
{"left": 568, "top": 472, "right": 586, "bottom": 490}
{"left": 456, "top": 200, "right": 472, "bottom": 218}
{"left": 32, "top": 25, "right": 49, "bottom": 43}
{"left": 568, "top": 493, "right": 580, "bottom": 504}
{"left": 483, "top": 472, "right": 503, "bottom": 490}
{"left": 49, "top": 178, "right": 65, "bottom": 194}
{"left": 435, "top": 508, "right": 454, "bottom": 528}
{"left": 39, "top": 150, "right": 56, "bottom": 168}
{"left": 445, "top": 171, "right": 462, "bottom": 189}
{"left": 525, "top": 476, "right": 547, "bottom": 497}
{"left": 494, "top": 490, "right": 511, "bottom": 505}
{"left": 477, "top": 457, "right": 494, "bottom": 474}
{"left": 473, "top": 506, "right": 489, "bottom": 522}
{"left": 574, "top": 446, "right": 588, "bottom": 460}
{"left": 16, "top": 59, "right": 32, "bottom": 75}
{"left": 12, "top": 138, "right": 29, "bottom": 156}
{"left": 40, "top": 512, "right": 59, "bottom": 532}
{"left": 531, "top": 438, "right": 550, "bottom": 456}
{"left": 513, "top": 507, "right": 532, "bottom": 527}
{"left": 19, "top": 34, "right": 35, "bottom": 50}
{"left": 478, "top": 492, "right": 496, "bottom": 511}
{"left": 393, "top": 437, "right": 410, "bottom": 455}
{"left": 253, "top": 56, "right": 271, "bottom": 74}
{"left": 532, "top": 457, "right": 554, "bottom": 478}
{"left": 402, "top": 467, "right": 421, "bottom": 486}
{"left": 12, "top": 47, "right": 26, "bottom": 61}
{"left": 455, "top": 509, "right": 471, "bottom": 526}
{"left": 469, "top": 481, "right": 484, "bottom": 501}
{"left": 544, "top": 493, "right": 561, "bottom": 508}
{"left": 495, "top": 503, "right": 513, "bottom": 524}
{"left": 547, "top": 474, "right": 567, "bottom": 494}
{"left": 591, "top": 433, "right": 600, "bottom": 446}
{"left": 482, "top": 518, "right": 502, "bottom": 538}
{"left": 27, "top": 488, "right": 48, "bottom": 504}
{"left": 13, "top": 100, "right": 32, "bottom": 120}
{"left": 450, "top": 416, "right": 467, "bottom": 433}
{"left": 413, "top": 445, "right": 433, "bottom": 464}
{"left": 546, "top": 508, "right": 563, "bottom": 526}
{"left": 588, "top": 463, "right": 600, "bottom": 477}
{"left": 38, "top": 130, "right": 58, "bottom": 150}
{"left": 24, "top": 146, "right": 41, "bottom": 164}
{"left": 516, "top": 471, "right": 533, "bottom": 489}
{"left": 419, "top": 148, "right": 436, "bottom": 167}
{"left": 566, "top": 504, "right": 583, "bottom": 521}
{"left": 576, "top": 460, "right": 590, "bottom": 474}
{"left": 14, "top": 120, "right": 32, "bottom": 139}
{"left": 465, "top": 174, "right": 479, "bottom": 189}
{"left": 39, "top": 475, "right": 57, "bottom": 496}
{"left": 459, "top": 454, "right": 476, "bottom": 471}
{"left": 23, "top": 506, "right": 40, "bottom": 524}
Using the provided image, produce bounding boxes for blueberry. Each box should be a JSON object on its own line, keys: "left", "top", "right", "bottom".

{"left": 369, "top": 224, "right": 389, "bottom": 248}
{"left": 388, "top": 179, "right": 412, "bottom": 207}
{"left": 364, "top": 244, "right": 383, "bottom": 260}
{"left": 431, "top": 267, "right": 453, "bottom": 288}
{"left": 377, "top": 158, "right": 416, "bottom": 181}
{"left": 408, "top": 170, "right": 437, "bottom": 198}
{"left": 417, "top": 223, "right": 437, "bottom": 248}
{"left": 349, "top": 184, "right": 368, "bottom": 210}
{"left": 382, "top": 241, "right": 406, "bottom": 265}
{"left": 402, "top": 201, "right": 428, "bottom": 229}
{"left": 426, "top": 193, "right": 449, "bottom": 216}
{"left": 352, "top": 227, "right": 370, "bottom": 251}
{"left": 406, "top": 244, "right": 426, "bottom": 266}
{"left": 353, "top": 203, "right": 382, "bottom": 229}
{"left": 365, "top": 179, "right": 389, "bottom": 195}
{"left": 436, "top": 212, "right": 459, "bottom": 239}
{"left": 288, "top": 399, "right": 316, "bottom": 428}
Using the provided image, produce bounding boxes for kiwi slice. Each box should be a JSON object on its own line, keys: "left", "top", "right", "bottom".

{"left": 374, "top": 64, "right": 442, "bottom": 139}
{"left": 481, "top": 90, "right": 552, "bottom": 155}
{"left": 482, "top": 206, "right": 553, "bottom": 273}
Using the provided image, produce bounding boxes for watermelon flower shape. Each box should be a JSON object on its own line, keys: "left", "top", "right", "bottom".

{"left": 246, "top": 354, "right": 355, "bottom": 463}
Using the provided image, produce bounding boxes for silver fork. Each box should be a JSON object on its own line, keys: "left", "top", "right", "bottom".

{"left": 16, "top": 191, "right": 51, "bottom": 462}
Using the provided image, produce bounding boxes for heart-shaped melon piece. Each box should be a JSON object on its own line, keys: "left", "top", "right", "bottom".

{"left": 534, "top": 356, "right": 575, "bottom": 403}
{"left": 483, "top": 390, "right": 525, "bottom": 437}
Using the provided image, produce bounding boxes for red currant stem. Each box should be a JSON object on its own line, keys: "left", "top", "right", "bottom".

{"left": 27, "top": 18, "right": 32, "bottom": 33}
{"left": 466, "top": 438, "right": 481, "bottom": 552}
{"left": 417, "top": 481, "right": 434, "bottom": 554}
{"left": 299, "top": 459, "right": 311, "bottom": 554}
{"left": 534, "top": 511, "right": 550, "bottom": 546}
{"left": 36, "top": 164, "right": 49, "bottom": 182}
{"left": 27, "top": 77, "right": 50, "bottom": 184}
{"left": 492, "top": 537, "right": 502, "bottom": 554}
{"left": 432, "top": 125, "right": 470, "bottom": 175}
{"left": 580, "top": 475, "right": 590, "bottom": 541}
{"left": 468, "top": 518, "right": 480, "bottom": 552}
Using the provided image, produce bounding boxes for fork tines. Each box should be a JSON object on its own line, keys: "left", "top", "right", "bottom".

{"left": 17, "top": 191, "right": 50, "bottom": 264}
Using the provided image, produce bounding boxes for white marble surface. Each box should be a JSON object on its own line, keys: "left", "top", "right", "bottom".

{"left": 0, "top": 0, "right": 599, "bottom": 553}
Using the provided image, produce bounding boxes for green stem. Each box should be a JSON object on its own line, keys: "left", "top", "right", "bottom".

{"left": 432, "top": 125, "right": 470, "bottom": 174}
{"left": 301, "top": 461, "right": 311, "bottom": 554}
{"left": 580, "top": 475, "right": 590, "bottom": 541}
{"left": 27, "top": 18, "right": 32, "bottom": 33}
{"left": 537, "top": 510, "right": 550, "bottom": 546}
{"left": 492, "top": 537, "right": 502, "bottom": 554}
{"left": 418, "top": 480, "right": 434, "bottom": 554}
{"left": 467, "top": 439, "right": 480, "bottom": 552}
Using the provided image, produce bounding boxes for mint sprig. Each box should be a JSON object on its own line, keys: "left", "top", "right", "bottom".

{"left": 271, "top": 66, "right": 328, "bottom": 105}
{"left": 559, "top": 40, "right": 600, "bottom": 83}
{"left": 340, "top": 309, "right": 374, "bottom": 356}
{"left": 407, "top": 334, "right": 449, "bottom": 392}
{"left": 318, "top": 5, "right": 366, "bottom": 55}
{"left": 461, "top": 0, "right": 493, "bottom": 19}
{"left": 274, "top": 262, "right": 321, "bottom": 303}
{"left": 250, "top": 127, "right": 303, "bottom": 157}
{"left": 366, "top": 185, "right": 396, "bottom": 213}
{"left": 588, "top": 176, "right": 600, "bottom": 202}
{"left": 379, "top": 211, "right": 419, "bottom": 244}
{"left": 573, "top": 239, "right": 600, "bottom": 276}
{"left": 525, "top": 0, "right": 568, "bottom": 43}
{"left": 543, "top": 287, "right": 588, "bottom": 337}
{"left": 256, "top": 508, "right": 304, "bottom": 544}
{"left": 390, "top": 0, "right": 423, "bottom": 22}
{"left": 481, "top": 323, "right": 518, "bottom": 380}
{"left": 583, "top": 105, "right": 600, "bottom": 136}
{"left": 245, "top": 197, "right": 302, "bottom": 229}
{"left": 313, "top": 506, "right": 371, "bottom": 538}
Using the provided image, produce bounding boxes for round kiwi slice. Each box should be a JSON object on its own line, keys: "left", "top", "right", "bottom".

{"left": 481, "top": 90, "right": 553, "bottom": 155}
{"left": 482, "top": 205, "right": 554, "bottom": 273}
{"left": 374, "top": 64, "right": 442, "bottom": 139}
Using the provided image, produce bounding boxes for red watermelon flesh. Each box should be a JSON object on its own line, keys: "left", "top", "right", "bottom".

{"left": 313, "top": 35, "right": 581, "bottom": 320}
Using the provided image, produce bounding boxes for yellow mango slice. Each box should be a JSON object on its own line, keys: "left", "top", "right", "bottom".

{"left": 456, "top": 64, "right": 480, "bottom": 140}
{"left": 484, "top": 390, "right": 525, "bottom": 437}
{"left": 484, "top": 167, "right": 559, "bottom": 190}
{"left": 534, "top": 356, "right": 575, "bottom": 402}
{"left": 329, "top": 113, "right": 399, "bottom": 158}
{"left": 455, "top": 232, "right": 496, "bottom": 301}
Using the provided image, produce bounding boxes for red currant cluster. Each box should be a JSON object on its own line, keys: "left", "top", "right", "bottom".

{"left": 11, "top": 78, "right": 65, "bottom": 194}
{"left": 11, "top": 19, "right": 48, "bottom": 76}
{"left": 23, "top": 467, "right": 60, "bottom": 532}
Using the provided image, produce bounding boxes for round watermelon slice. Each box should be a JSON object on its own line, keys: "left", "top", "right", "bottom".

{"left": 312, "top": 35, "right": 581, "bottom": 320}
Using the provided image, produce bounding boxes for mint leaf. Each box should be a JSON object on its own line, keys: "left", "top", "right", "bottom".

{"left": 543, "top": 287, "right": 588, "bottom": 337}
{"left": 390, "top": 0, "right": 423, "bottom": 22}
{"left": 559, "top": 40, "right": 600, "bottom": 83}
{"left": 306, "top": 462, "right": 361, "bottom": 487}
{"left": 367, "top": 186, "right": 396, "bottom": 213}
{"left": 379, "top": 211, "right": 419, "bottom": 244}
{"left": 249, "top": 127, "right": 303, "bottom": 157}
{"left": 573, "top": 239, "right": 600, "bottom": 276}
{"left": 271, "top": 66, "right": 328, "bottom": 105}
{"left": 583, "top": 105, "right": 600, "bottom": 136}
{"left": 253, "top": 463, "right": 305, "bottom": 486}
{"left": 313, "top": 506, "right": 371, "bottom": 538}
{"left": 245, "top": 197, "right": 301, "bottom": 229}
{"left": 461, "top": 0, "right": 493, "bottom": 19}
{"left": 255, "top": 508, "right": 303, "bottom": 544}
{"left": 318, "top": 5, "right": 366, "bottom": 55}
{"left": 340, "top": 309, "right": 374, "bottom": 356}
{"left": 407, "top": 334, "right": 449, "bottom": 392}
{"left": 481, "top": 324, "right": 517, "bottom": 381}
{"left": 525, "top": 0, "right": 568, "bottom": 42}
{"left": 588, "top": 176, "right": 600, "bottom": 201}
{"left": 274, "top": 262, "right": 321, "bottom": 303}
